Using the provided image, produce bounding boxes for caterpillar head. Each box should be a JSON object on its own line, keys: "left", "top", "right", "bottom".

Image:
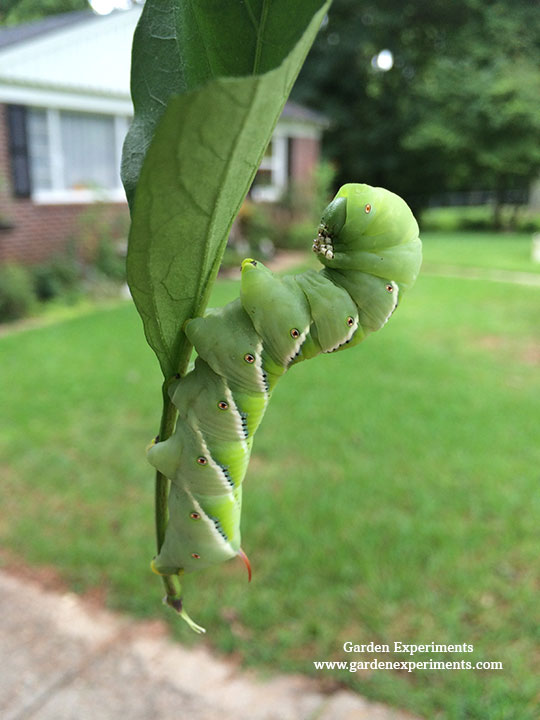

{"left": 313, "top": 183, "right": 422, "bottom": 292}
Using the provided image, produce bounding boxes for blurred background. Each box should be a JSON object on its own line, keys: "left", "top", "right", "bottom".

{"left": 0, "top": 2, "right": 539, "bottom": 719}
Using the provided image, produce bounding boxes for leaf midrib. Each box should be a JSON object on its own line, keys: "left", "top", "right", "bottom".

{"left": 244, "top": 0, "right": 270, "bottom": 75}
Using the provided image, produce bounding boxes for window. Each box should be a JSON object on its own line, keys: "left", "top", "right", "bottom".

{"left": 27, "top": 109, "right": 52, "bottom": 191}
{"left": 27, "top": 108, "right": 128, "bottom": 203}
{"left": 250, "top": 135, "right": 288, "bottom": 202}
{"left": 61, "top": 112, "right": 117, "bottom": 191}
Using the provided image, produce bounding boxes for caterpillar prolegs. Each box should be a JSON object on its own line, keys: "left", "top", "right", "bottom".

{"left": 147, "top": 183, "right": 422, "bottom": 632}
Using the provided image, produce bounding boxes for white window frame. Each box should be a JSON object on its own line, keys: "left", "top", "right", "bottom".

{"left": 251, "top": 133, "right": 288, "bottom": 202}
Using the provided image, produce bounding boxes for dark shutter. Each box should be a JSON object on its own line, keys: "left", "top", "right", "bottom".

{"left": 7, "top": 104, "right": 31, "bottom": 198}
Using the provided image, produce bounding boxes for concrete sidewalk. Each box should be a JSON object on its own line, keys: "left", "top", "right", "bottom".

{"left": 0, "top": 570, "right": 421, "bottom": 720}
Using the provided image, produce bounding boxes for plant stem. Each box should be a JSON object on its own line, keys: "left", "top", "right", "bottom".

{"left": 154, "top": 384, "right": 179, "bottom": 599}
{"left": 155, "top": 386, "right": 177, "bottom": 550}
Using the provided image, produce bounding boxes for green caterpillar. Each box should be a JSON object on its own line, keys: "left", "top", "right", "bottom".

{"left": 148, "top": 183, "right": 422, "bottom": 632}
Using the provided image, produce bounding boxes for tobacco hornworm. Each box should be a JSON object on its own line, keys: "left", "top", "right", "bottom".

{"left": 147, "top": 183, "right": 422, "bottom": 632}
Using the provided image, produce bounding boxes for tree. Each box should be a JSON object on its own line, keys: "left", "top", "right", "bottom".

{"left": 293, "top": 0, "right": 540, "bottom": 215}
{"left": 403, "top": 2, "right": 540, "bottom": 223}
{"left": 0, "top": 0, "right": 87, "bottom": 25}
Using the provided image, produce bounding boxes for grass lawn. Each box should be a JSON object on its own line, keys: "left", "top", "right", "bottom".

{"left": 1, "top": 234, "right": 539, "bottom": 719}
{"left": 421, "top": 230, "right": 540, "bottom": 275}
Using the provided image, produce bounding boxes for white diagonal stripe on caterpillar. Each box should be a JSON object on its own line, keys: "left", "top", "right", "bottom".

{"left": 183, "top": 490, "right": 235, "bottom": 552}
{"left": 381, "top": 281, "right": 399, "bottom": 326}
{"left": 253, "top": 340, "right": 269, "bottom": 394}
{"left": 223, "top": 383, "right": 249, "bottom": 439}
{"left": 193, "top": 425, "right": 238, "bottom": 496}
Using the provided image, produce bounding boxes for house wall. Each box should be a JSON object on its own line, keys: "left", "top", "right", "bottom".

{"left": 0, "top": 103, "right": 128, "bottom": 265}
{"left": 289, "top": 136, "right": 320, "bottom": 186}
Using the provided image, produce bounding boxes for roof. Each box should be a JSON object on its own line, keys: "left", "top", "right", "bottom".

{"left": 281, "top": 100, "right": 328, "bottom": 128}
{"left": 0, "top": 11, "right": 93, "bottom": 50}
{"left": 0, "top": 7, "right": 142, "bottom": 109}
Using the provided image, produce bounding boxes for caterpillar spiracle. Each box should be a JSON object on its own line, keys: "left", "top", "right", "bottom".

{"left": 148, "top": 183, "right": 422, "bottom": 633}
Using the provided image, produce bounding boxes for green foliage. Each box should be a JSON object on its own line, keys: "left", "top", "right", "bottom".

{"left": 0, "top": 263, "right": 36, "bottom": 322}
{"left": 94, "top": 236, "right": 126, "bottom": 283}
{"left": 0, "top": 204, "right": 127, "bottom": 321}
{"left": 225, "top": 200, "right": 279, "bottom": 264}
{"left": 421, "top": 206, "right": 496, "bottom": 232}
{"left": 0, "top": 0, "right": 87, "bottom": 25}
{"left": 404, "top": 54, "right": 540, "bottom": 198}
{"left": 293, "top": 0, "right": 540, "bottom": 207}
{"left": 29, "top": 204, "right": 127, "bottom": 307}
{"left": 32, "top": 255, "right": 81, "bottom": 302}
{"left": 518, "top": 214, "right": 540, "bottom": 234}
{"left": 0, "top": 247, "right": 124, "bottom": 323}
{"left": 123, "top": 0, "right": 330, "bottom": 379}
{"left": 421, "top": 206, "right": 540, "bottom": 233}
{"left": 74, "top": 204, "right": 128, "bottom": 276}
{"left": 283, "top": 220, "right": 318, "bottom": 250}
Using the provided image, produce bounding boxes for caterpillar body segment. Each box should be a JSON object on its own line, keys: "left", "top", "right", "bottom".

{"left": 154, "top": 483, "right": 241, "bottom": 574}
{"left": 148, "top": 184, "right": 422, "bottom": 631}
{"left": 241, "top": 261, "right": 312, "bottom": 368}
{"left": 294, "top": 270, "right": 359, "bottom": 356}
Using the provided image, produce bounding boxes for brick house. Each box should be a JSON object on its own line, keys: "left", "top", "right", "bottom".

{"left": 0, "top": 7, "right": 326, "bottom": 265}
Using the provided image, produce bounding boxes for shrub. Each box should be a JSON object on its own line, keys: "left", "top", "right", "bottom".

{"left": 420, "top": 204, "right": 540, "bottom": 233}
{"left": 0, "top": 263, "right": 37, "bottom": 322}
{"left": 72, "top": 203, "right": 128, "bottom": 282}
{"left": 32, "top": 255, "right": 81, "bottom": 302}
{"left": 420, "top": 206, "right": 493, "bottom": 232}
{"left": 225, "top": 199, "right": 278, "bottom": 263}
{"left": 94, "top": 236, "right": 126, "bottom": 282}
{"left": 239, "top": 200, "right": 279, "bottom": 248}
{"left": 220, "top": 246, "right": 246, "bottom": 271}
{"left": 284, "top": 220, "right": 317, "bottom": 250}
{"left": 515, "top": 212, "right": 540, "bottom": 233}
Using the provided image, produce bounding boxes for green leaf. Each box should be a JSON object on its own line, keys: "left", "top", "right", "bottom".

{"left": 126, "top": 3, "right": 329, "bottom": 379}
{"left": 122, "top": 0, "right": 330, "bottom": 209}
